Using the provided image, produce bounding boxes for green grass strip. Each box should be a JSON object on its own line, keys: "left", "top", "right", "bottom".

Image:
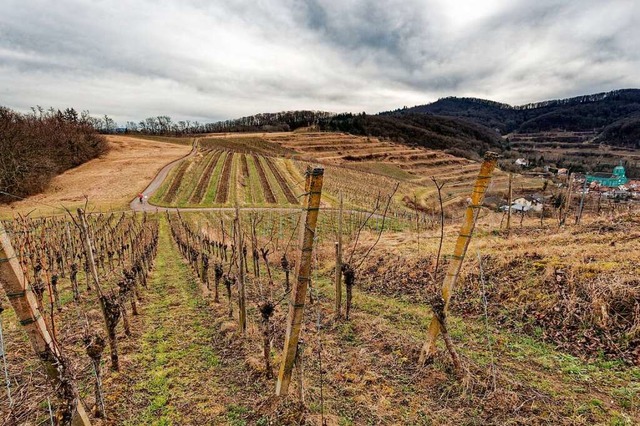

{"left": 245, "top": 155, "right": 265, "bottom": 205}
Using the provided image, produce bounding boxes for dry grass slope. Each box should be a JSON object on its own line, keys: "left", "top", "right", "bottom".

{"left": 0, "top": 135, "right": 191, "bottom": 217}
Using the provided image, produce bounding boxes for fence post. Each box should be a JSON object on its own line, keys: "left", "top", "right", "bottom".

{"left": 234, "top": 204, "right": 247, "bottom": 334}
{"left": 576, "top": 176, "right": 588, "bottom": 225}
{"left": 419, "top": 152, "right": 499, "bottom": 365}
{"left": 506, "top": 173, "right": 512, "bottom": 237}
{"left": 276, "top": 167, "right": 324, "bottom": 396}
{"left": 334, "top": 193, "right": 343, "bottom": 319}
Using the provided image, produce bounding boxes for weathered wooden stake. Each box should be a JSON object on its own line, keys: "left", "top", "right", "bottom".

{"left": 334, "top": 193, "right": 343, "bottom": 319}
{"left": 234, "top": 204, "right": 247, "bottom": 334}
{"left": 276, "top": 167, "right": 324, "bottom": 396}
{"left": 419, "top": 152, "right": 499, "bottom": 365}
{"left": 575, "top": 176, "right": 588, "bottom": 225}
{"left": 78, "top": 209, "right": 119, "bottom": 371}
{"left": 560, "top": 173, "right": 574, "bottom": 226}
{"left": 0, "top": 222, "right": 91, "bottom": 425}
{"left": 506, "top": 172, "right": 512, "bottom": 237}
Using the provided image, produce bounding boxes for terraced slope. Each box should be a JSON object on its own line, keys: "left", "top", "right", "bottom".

{"left": 265, "top": 132, "right": 538, "bottom": 211}
{"left": 150, "top": 132, "right": 540, "bottom": 212}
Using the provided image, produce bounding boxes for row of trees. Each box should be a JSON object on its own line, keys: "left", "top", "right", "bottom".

{"left": 106, "top": 110, "right": 335, "bottom": 136}
{"left": 15, "top": 109, "right": 334, "bottom": 137}
{"left": 0, "top": 106, "right": 108, "bottom": 202}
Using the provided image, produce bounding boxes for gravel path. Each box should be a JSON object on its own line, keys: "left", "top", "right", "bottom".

{"left": 130, "top": 140, "right": 198, "bottom": 212}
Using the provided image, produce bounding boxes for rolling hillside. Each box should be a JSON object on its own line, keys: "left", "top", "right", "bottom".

{"left": 319, "top": 113, "right": 504, "bottom": 160}
{"left": 387, "top": 89, "right": 640, "bottom": 147}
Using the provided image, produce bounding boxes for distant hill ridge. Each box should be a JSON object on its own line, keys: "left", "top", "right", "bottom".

{"left": 384, "top": 89, "right": 640, "bottom": 148}
{"left": 422, "top": 89, "right": 640, "bottom": 112}
{"left": 206, "top": 88, "right": 640, "bottom": 157}
{"left": 515, "top": 89, "right": 640, "bottom": 110}
{"left": 317, "top": 113, "right": 504, "bottom": 161}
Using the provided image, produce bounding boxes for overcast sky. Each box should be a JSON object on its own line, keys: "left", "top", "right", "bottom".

{"left": 1, "top": 0, "right": 638, "bottom": 124}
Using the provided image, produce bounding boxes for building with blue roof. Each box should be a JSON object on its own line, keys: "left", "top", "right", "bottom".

{"left": 586, "top": 165, "right": 628, "bottom": 187}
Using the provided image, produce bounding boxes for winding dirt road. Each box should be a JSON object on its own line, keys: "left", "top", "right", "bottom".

{"left": 130, "top": 140, "right": 198, "bottom": 212}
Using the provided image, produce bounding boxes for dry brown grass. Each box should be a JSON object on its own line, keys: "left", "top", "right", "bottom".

{"left": 353, "top": 209, "right": 640, "bottom": 363}
{"left": 0, "top": 135, "right": 191, "bottom": 218}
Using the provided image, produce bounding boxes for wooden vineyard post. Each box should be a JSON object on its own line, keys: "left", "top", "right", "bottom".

{"left": 78, "top": 209, "right": 119, "bottom": 371}
{"left": 560, "top": 173, "right": 574, "bottom": 226}
{"left": 0, "top": 222, "right": 91, "bottom": 425}
{"left": 335, "top": 192, "right": 343, "bottom": 319}
{"left": 276, "top": 167, "right": 324, "bottom": 397}
{"left": 506, "top": 173, "right": 512, "bottom": 237}
{"left": 419, "top": 152, "right": 499, "bottom": 365}
{"left": 234, "top": 204, "right": 247, "bottom": 334}
{"left": 575, "top": 176, "right": 588, "bottom": 225}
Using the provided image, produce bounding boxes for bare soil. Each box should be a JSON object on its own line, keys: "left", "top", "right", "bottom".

{"left": 253, "top": 155, "right": 277, "bottom": 204}
{"left": 215, "top": 152, "right": 235, "bottom": 204}
{"left": 263, "top": 157, "right": 299, "bottom": 204}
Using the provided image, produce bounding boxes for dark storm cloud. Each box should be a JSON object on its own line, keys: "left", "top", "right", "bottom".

{"left": 0, "top": 0, "right": 638, "bottom": 124}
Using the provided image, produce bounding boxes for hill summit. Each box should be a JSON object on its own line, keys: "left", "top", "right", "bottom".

{"left": 383, "top": 89, "right": 640, "bottom": 148}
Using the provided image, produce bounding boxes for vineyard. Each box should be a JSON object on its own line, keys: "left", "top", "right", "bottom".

{"left": 151, "top": 148, "right": 303, "bottom": 208}
{"left": 0, "top": 135, "right": 638, "bottom": 425}
{"left": 0, "top": 211, "right": 159, "bottom": 424}
{"left": 264, "top": 132, "right": 539, "bottom": 209}
{"left": 143, "top": 133, "right": 541, "bottom": 216}
{"left": 195, "top": 133, "right": 543, "bottom": 213}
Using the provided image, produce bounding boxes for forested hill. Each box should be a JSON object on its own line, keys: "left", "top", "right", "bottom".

{"left": 318, "top": 113, "right": 504, "bottom": 160}
{"left": 0, "top": 107, "right": 108, "bottom": 202}
{"left": 595, "top": 114, "right": 640, "bottom": 149}
{"left": 385, "top": 89, "right": 640, "bottom": 147}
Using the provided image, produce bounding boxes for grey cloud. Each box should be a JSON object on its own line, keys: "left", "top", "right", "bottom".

{"left": 0, "top": 0, "right": 638, "bottom": 124}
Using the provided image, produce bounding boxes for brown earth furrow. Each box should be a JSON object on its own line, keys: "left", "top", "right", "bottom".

{"left": 163, "top": 160, "right": 190, "bottom": 203}
{"left": 252, "top": 154, "right": 276, "bottom": 203}
{"left": 263, "top": 157, "right": 298, "bottom": 204}
{"left": 396, "top": 158, "right": 468, "bottom": 169}
{"left": 215, "top": 151, "right": 234, "bottom": 204}
{"left": 240, "top": 154, "right": 250, "bottom": 178}
{"left": 190, "top": 150, "right": 222, "bottom": 204}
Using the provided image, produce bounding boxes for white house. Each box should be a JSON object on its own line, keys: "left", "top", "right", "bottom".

{"left": 511, "top": 196, "right": 544, "bottom": 212}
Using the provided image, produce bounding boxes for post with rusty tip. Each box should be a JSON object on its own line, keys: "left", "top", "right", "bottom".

{"left": 419, "top": 152, "right": 499, "bottom": 365}
{"left": 0, "top": 222, "right": 92, "bottom": 425}
{"left": 276, "top": 167, "right": 324, "bottom": 396}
